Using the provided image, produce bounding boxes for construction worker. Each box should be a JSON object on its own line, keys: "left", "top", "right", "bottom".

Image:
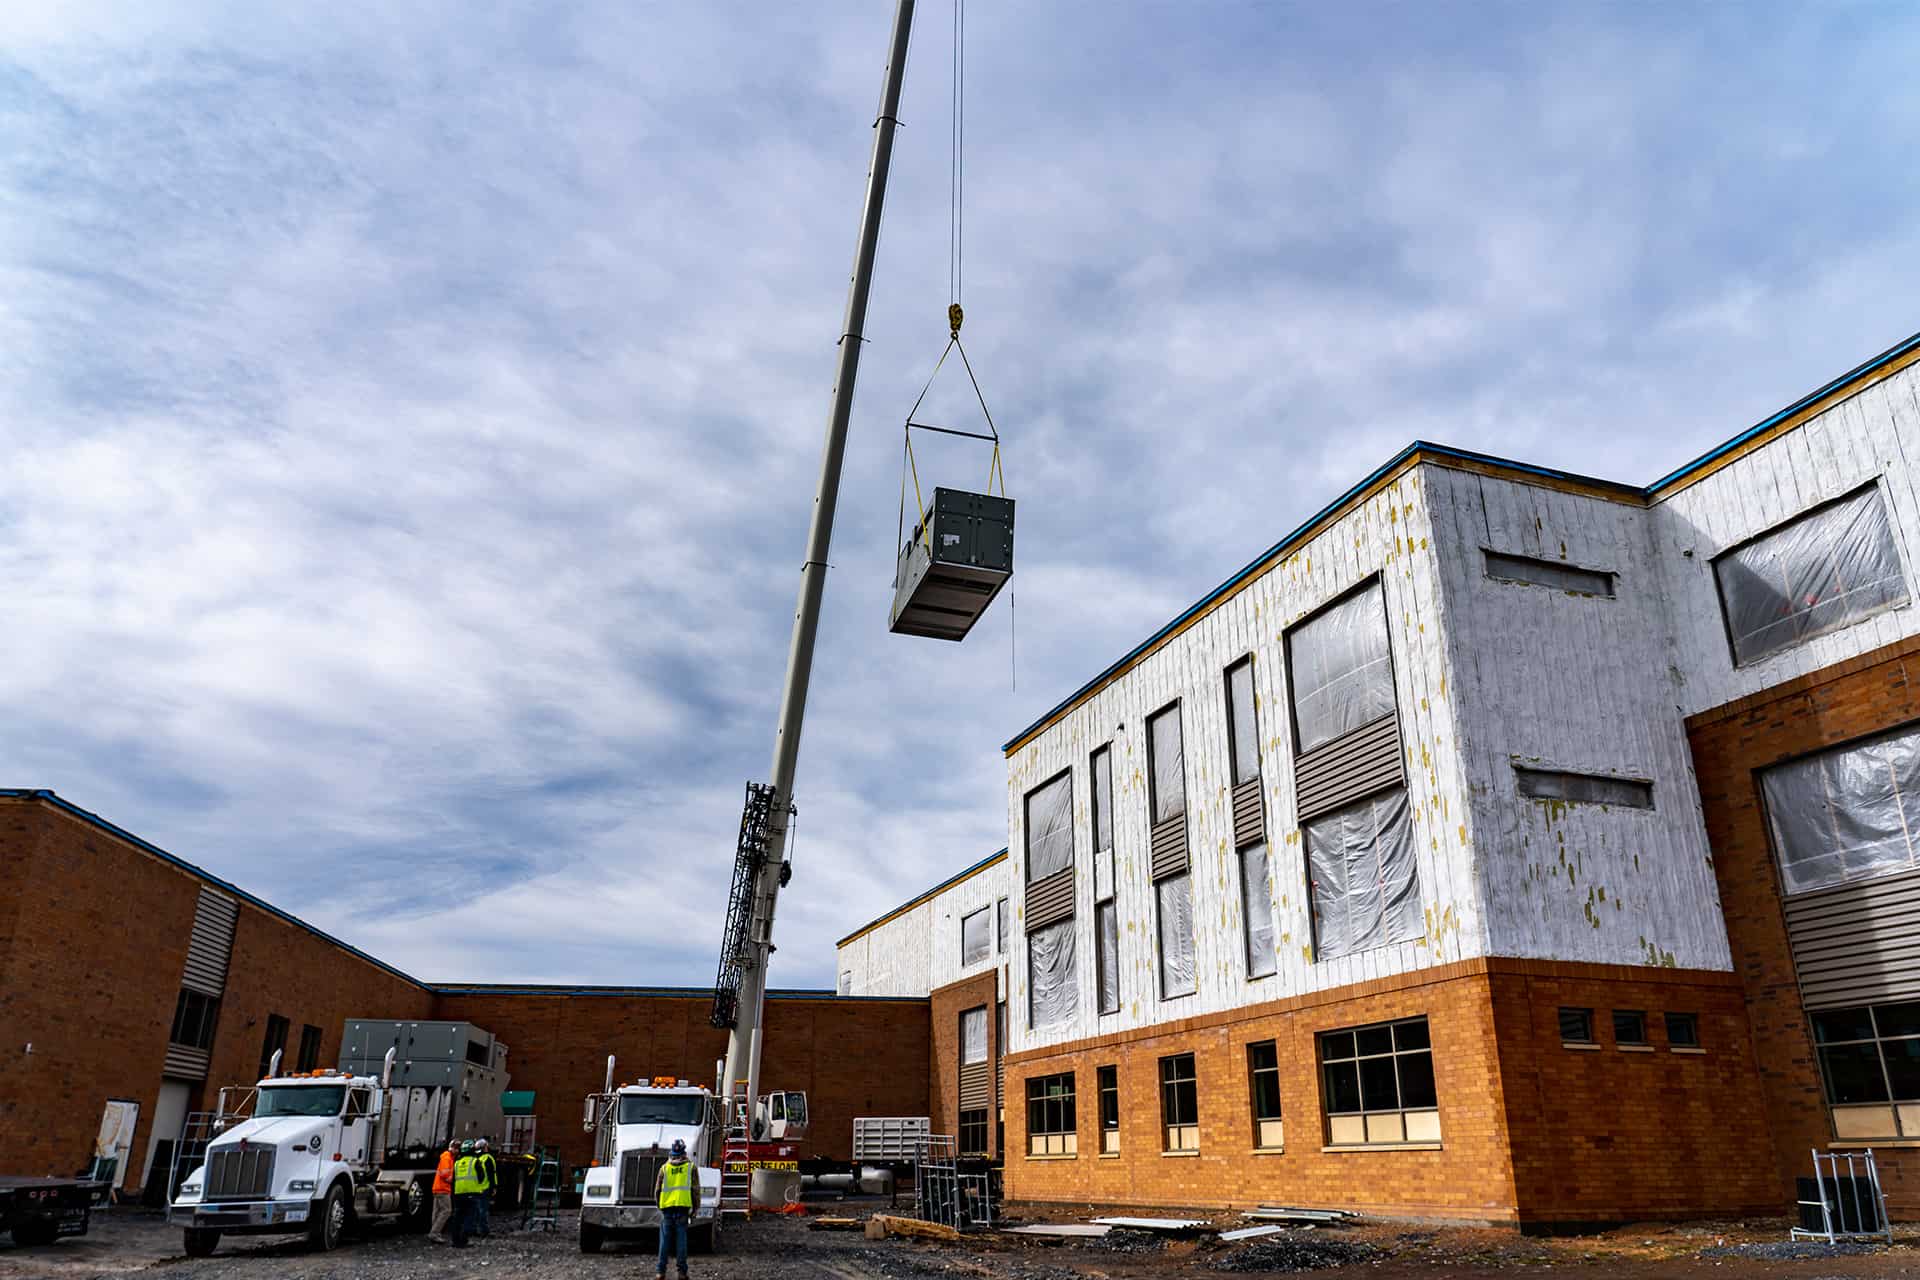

{"left": 450, "top": 1140, "right": 488, "bottom": 1248}
{"left": 475, "top": 1138, "right": 498, "bottom": 1237}
{"left": 653, "top": 1138, "right": 699, "bottom": 1280}
{"left": 430, "top": 1139, "right": 458, "bottom": 1242}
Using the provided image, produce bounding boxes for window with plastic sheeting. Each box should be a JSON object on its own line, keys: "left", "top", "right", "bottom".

{"left": 1091, "top": 745, "right": 1114, "bottom": 853}
{"left": 1240, "top": 842, "right": 1276, "bottom": 978}
{"left": 1516, "top": 767, "right": 1653, "bottom": 809}
{"left": 1028, "top": 918, "right": 1078, "bottom": 1030}
{"left": 1286, "top": 580, "right": 1395, "bottom": 754}
{"left": 1095, "top": 900, "right": 1120, "bottom": 1015}
{"left": 1226, "top": 658, "right": 1260, "bottom": 786}
{"left": 1305, "top": 787, "right": 1420, "bottom": 960}
{"left": 1157, "top": 873, "right": 1196, "bottom": 998}
{"left": 1714, "top": 484, "right": 1909, "bottom": 666}
{"left": 996, "top": 897, "right": 1009, "bottom": 955}
{"left": 961, "top": 906, "right": 991, "bottom": 966}
{"left": 1024, "top": 770, "right": 1075, "bottom": 882}
{"left": 1763, "top": 723, "right": 1920, "bottom": 896}
{"left": 960, "top": 1006, "right": 988, "bottom": 1065}
{"left": 839, "top": 972, "right": 852, "bottom": 997}
{"left": 1147, "top": 703, "right": 1186, "bottom": 823}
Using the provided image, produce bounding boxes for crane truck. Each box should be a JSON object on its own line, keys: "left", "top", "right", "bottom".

{"left": 170, "top": 1019, "right": 508, "bottom": 1257}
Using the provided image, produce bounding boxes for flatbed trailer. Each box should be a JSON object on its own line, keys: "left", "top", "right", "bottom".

{"left": 0, "top": 1175, "right": 92, "bottom": 1247}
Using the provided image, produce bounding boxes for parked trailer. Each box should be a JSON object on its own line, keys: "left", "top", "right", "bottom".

{"left": 0, "top": 1175, "right": 91, "bottom": 1247}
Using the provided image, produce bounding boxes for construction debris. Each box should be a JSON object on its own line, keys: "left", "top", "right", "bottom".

{"left": 1243, "top": 1205, "right": 1355, "bottom": 1225}
{"left": 1089, "top": 1215, "right": 1207, "bottom": 1232}
{"left": 1003, "top": 1223, "right": 1112, "bottom": 1238}
{"left": 809, "top": 1216, "right": 864, "bottom": 1231}
{"left": 1220, "top": 1224, "right": 1289, "bottom": 1242}
{"left": 867, "top": 1213, "right": 962, "bottom": 1243}
{"left": 1212, "top": 1235, "right": 1381, "bottom": 1272}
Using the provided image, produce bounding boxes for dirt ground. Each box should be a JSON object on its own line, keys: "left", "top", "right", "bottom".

{"left": 4, "top": 1204, "right": 1919, "bottom": 1280}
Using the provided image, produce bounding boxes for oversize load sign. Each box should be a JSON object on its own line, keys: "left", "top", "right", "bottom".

{"left": 723, "top": 1160, "right": 799, "bottom": 1172}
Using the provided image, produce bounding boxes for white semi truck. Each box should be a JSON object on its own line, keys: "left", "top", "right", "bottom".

{"left": 170, "top": 1019, "right": 508, "bottom": 1257}
{"left": 577, "top": 1058, "right": 723, "bottom": 1254}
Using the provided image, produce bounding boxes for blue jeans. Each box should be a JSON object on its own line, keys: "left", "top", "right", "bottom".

{"left": 656, "top": 1207, "right": 689, "bottom": 1275}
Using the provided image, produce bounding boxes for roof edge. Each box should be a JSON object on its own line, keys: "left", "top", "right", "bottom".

{"left": 834, "top": 848, "right": 1010, "bottom": 949}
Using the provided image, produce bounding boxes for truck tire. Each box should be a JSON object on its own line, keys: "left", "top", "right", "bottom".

{"left": 308, "top": 1182, "right": 349, "bottom": 1252}
{"left": 694, "top": 1219, "right": 719, "bottom": 1254}
{"left": 403, "top": 1178, "right": 431, "bottom": 1233}
{"left": 578, "top": 1221, "right": 605, "bottom": 1254}
{"left": 11, "top": 1218, "right": 58, "bottom": 1248}
{"left": 183, "top": 1227, "right": 221, "bottom": 1258}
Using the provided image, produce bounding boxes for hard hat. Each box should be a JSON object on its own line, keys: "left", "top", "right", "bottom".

{"left": 670, "top": 1139, "right": 687, "bottom": 1157}
{"left": 461, "top": 1140, "right": 475, "bottom": 1154}
{"left": 476, "top": 1138, "right": 490, "bottom": 1150}
{"left": 447, "top": 1140, "right": 460, "bottom": 1151}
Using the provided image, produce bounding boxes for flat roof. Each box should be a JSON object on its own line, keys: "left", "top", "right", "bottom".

{"left": 834, "top": 848, "right": 1009, "bottom": 949}
{"left": 1001, "top": 329, "right": 1920, "bottom": 757}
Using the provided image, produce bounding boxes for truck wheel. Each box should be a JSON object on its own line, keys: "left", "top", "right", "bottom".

{"left": 578, "top": 1221, "right": 605, "bottom": 1254}
{"left": 308, "top": 1182, "right": 349, "bottom": 1252}
{"left": 183, "top": 1228, "right": 221, "bottom": 1258}
{"left": 12, "top": 1219, "right": 58, "bottom": 1248}
{"left": 403, "top": 1179, "right": 431, "bottom": 1233}
{"left": 694, "top": 1220, "right": 719, "bottom": 1254}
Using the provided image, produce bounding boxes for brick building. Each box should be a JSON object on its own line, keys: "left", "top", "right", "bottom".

{"left": 0, "top": 791, "right": 928, "bottom": 1198}
{"left": 839, "top": 331, "right": 1920, "bottom": 1226}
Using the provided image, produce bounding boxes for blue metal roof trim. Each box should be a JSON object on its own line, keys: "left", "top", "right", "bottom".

{"left": 835, "top": 846, "right": 1010, "bottom": 946}
{"left": 1003, "top": 330, "right": 1920, "bottom": 753}
{"left": 2, "top": 788, "right": 428, "bottom": 990}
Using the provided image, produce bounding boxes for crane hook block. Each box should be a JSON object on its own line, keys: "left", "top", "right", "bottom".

{"left": 948, "top": 303, "right": 964, "bottom": 339}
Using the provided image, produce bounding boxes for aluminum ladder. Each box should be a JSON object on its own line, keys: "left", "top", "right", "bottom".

{"left": 718, "top": 1087, "right": 753, "bottom": 1221}
{"left": 524, "top": 1147, "right": 562, "bottom": 1232}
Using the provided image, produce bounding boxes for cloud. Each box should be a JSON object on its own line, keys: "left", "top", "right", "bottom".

{"left": 2, "top": 2, "right": 1918, "bottom": 988}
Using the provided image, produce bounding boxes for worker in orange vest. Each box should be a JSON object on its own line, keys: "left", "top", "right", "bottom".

{"left": 430, "top": 1139, "right": 458, "bottom": 1242}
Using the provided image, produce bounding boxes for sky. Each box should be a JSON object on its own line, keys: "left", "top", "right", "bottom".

{"left": 3, "top": 2, "right": 1918, "bottom": 990}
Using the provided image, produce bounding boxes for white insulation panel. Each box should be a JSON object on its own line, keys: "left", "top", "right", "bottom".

{"left": 836, "top": 857, "right": 1013, "bottom": 999}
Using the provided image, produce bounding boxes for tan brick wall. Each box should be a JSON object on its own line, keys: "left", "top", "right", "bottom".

{"left": 929, "top": 971, "right": 999, "bottom": 1160}
{"left": 1688, "top": 633, "right": 1920, "bottom": 1217}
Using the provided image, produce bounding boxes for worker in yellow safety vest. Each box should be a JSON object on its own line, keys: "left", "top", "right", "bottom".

{"left": 653, "top": 1138, "right": 700, "bottom": 1280}
{"left": 450, "top": 1140, "right": 491, "bottom": 1248}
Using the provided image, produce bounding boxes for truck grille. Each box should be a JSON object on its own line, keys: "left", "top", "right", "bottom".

{"left": 205, "top": 1147, "right": 275, "bottom": 1201}
{"left": 620, "top": 1151, "right": 663, "bottom": 1204}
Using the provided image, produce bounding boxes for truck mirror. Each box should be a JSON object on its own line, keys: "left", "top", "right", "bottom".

{"left": 582, "top": 1098, "right": 597, "bottom": 1132}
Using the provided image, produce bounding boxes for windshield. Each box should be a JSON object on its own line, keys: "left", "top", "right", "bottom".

{"left": 618, "top": 1094, "right": 705, "bottom": 1126}
{"left": 255, "top": 1085, "right": 346, "bottom": 1118}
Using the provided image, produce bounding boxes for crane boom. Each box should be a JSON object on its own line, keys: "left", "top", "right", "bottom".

{"left": 712, "top": 0, "right": 918, "bottom": 1122}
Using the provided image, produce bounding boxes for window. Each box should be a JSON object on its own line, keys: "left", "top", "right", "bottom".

{"left": 1287, "top": 580, "right": 1394, "bottom": 754}
{"left": 1665, "top": 1012, "right": 1700, "bottom": 1049}
{"left": 1024, "top": 770, "right": 1075, "bottom": 882}
{"left": 1091, "top": 745, "right": 1114, "bottom": 855}
{"left": 1559, "top": 1007, "right": 1595, "bottom": 1045}
{"left": 1613, "top": 1009, "right": 1648, "bottom": 1046}
{"left": 1240, "top": 841, "right": 1276, "bottom": 978}
{"left": 1305, "top": 787, "right": 1420, "bottom": 959}
{"left": 169, "top": 988, "right": 220, "bottom": 1051}
{"left": 1811, "top": 1002, "right": 1920, "bottom": 1139}
{"left": 258, "top": 1014, "right": 290, "bottom": 1079}
{"left": 1248, "top": 1041, "right": 1283, "bottom": 1149}
{"left": 345, "top": 1088, "right": 372, "bottom": 1120}
{"left": 1028, "top": 919, "right": 1078, "bottom": 1029}
{"left": 961, "top": 1007, "right": 988, "bottom": 1065}
{"left": 1762, "top": 722, "right": 1920, "bottom": 896}
{"left": 959, "top": 1109, "right": 988, "bottom": 1157}
{"left": 839, "top": 972, "right": 852, "bottom": 997}
{"left": 1226, "top": 657, "right": 1260, "bottom": 787}
{"left": 1715, "top": 484, "right": 1908, "bottom": 666}
{"left": 1156, "top": 873, "right": 1196, "bottom": 998}
{"left": 1097, "top": 1065, "right": 1119, "bottom": 1154}
{"left": 1026, "top": 1073, "right": 1077, "bottom": 1156}
{"left": 1095, "top": 900, "right": 1120, "bottom": 1015}
{"left": 296, "top": 1024, "right": 323, "bottom": 1073}
{"left": 1484, "top": 550, "right": 1615, "bottom": 597}
{"left": 1147, "top": 703, "right": 1186, "bottom": 823}
{"left": 1515, "top": 767, "right": 1654, "bottom": 809}
{"left": 996, "top": 897, "right": 1009, "bottom": 956}
{"left": 1159, "top": 1053, "right": 1199, "bottom": 1151}
{"left": 1320, "top": 1016, "right": 1440, "bottom": 1146}
{"left": 961, "top": 907, "right": 992, "bottom": 966}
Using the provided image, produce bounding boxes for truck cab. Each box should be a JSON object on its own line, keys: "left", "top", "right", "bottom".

{"left": 578, "top": 1077, "right": 723, "bottom": 1254}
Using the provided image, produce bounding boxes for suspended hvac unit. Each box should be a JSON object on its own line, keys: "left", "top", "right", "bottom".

{"left": 889, "top": 487, "right": 1014, "bottom": 641}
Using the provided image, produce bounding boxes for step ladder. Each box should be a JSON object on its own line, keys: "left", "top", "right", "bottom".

{"left": 524, "top": 1147, "right": 562, "bottom": 1232}
{"left": 718, "top": 1086, "right": 753, "bottom": 1221}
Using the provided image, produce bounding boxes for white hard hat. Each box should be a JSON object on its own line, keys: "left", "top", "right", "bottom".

{"left": 476, "top": 1138, "right": 489, "bottom": 1149}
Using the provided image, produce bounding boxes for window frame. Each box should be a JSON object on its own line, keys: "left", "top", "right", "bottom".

{"left": 258, "top": 1014, "right": 290, "bottom": 1079}
{"left": 1283, "top": 574, "right": 1396, "bottom": 757}
{"left": 1810, "top": 1002, "right": 1920, "bottom": 1139}
{"left": 960, "top": 905, "right": 992, "bottom": 967}
{"left": 1023, "top": 768, "right": 1076, "bottom": 884}
{"left": 960, "top": 1006, "right": 989, "bottom": 1066}
{"left": 996, "top": 897, "right": 1009, "bottom": 956}
{"left": 1247, "top": 1040, "right": 1283, "bottom": 1150}
{"left": 1159, "top": 1053, "right": 1199, "bottom": 1152}
{"left": 1483, "top": 548, "right": 1616, "bottom": 597}
{"left": 1319, "top": 1016, "right": 1440, "bottom": 1147}
{"left": 1097, "top": 1064, "right": 1120, "bottom": 1154}
{"left": 1026, "top": 1073, "right": 1078, "bottom": 1157}
{"left": 1613, "top": 1009, "right": 1649, "bottom": 1047}
{"left": 1664, "top": 1012, "right": 1700, "bottom": 1050}
{"left": 1225, "top": 655, "right": 1261, "bottom": 788}
{"left": 1514, "top": 766, "right": 1655, "bottom": 810}
{"left": 958, "top": 1108, "right": 989, "bottom": 1157}
{"left": 1090, "top": 744, "right": 1115, "bottom": 856}
{"left": 296, "top": 1024, "right": 324, "bottom": 1073}
{"left": 1095, "top": 899, "right": 1120, "bottom": 1015}
{"left": 170, "top": 988, "right": 220, "bottom": 1052}
{"left": 1155, "top": 871, "right": 1197, "bottom": 1000}
{"left": 1559, "top": 1007, "right": 1596, "bottom": 1046}
{"left": 1711, "top": 480, "right": 1910, "bottom": 668}
{"left": 1146, "top": 700, "right": 1187, "bottom": 825}
{"left": 1758, "top": 718, "right": 1920, "bottom": 898}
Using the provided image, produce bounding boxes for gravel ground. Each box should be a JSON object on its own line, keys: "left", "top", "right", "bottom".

{"left": 5, "top": 1206, "right": 1920, "bottom": 1280}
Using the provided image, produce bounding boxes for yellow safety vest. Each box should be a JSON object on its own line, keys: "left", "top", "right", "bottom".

{"left": 657, "top": 1159, "right": 694, "bottom": 1210}
{"left": 453, "top": 1155, "right": 485, "bottom": 1195}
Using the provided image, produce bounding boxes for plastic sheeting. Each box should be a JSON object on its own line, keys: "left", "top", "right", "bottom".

{"left": 1228, "top": 660, "right": 1260, "bottom": 785}
{"left": 1028, "top": 918, "right": 1078, "bottom": 1029}
{"left": 996, "top": 897, "right": 1009, "bottom": 956}
{"left": 961, "top": 906, "right": 991, "bottom": 965}
{"left": 1157, "top": 872, "right": 1196, "bottom": 997}
{"left": 960, "top": 1006, "right": 988, "bottom": 1064}
{"left": 1240, "top": 842, "right": 1277, "bottom": 978}
{"left": 1025, "top": 771, "right": 1074, "bottom": 881}
{"left": 1716, "top": 486, "right": 1908, "bottom": 666}
{"left": 1305, "top": 787, "right": 1419, "bottom": 959}
{"left": 1096, "top": 900, "right": 1120, "bottom": 1015}
{"left": 1763, "top": 722, "right": 1920, "bottom": 895}
{"left": 1148, "top": 704, "right": 1186, "bottom": 823}
{"left": 1092, "top": 745, "right": 1115, "bottom": 852}
{"left": 1288, "top": 582, "right": 1394, "bottom": 754}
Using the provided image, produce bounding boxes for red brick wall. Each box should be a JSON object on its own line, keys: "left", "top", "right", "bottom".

{"left": 929, "top": 972, "right": 999, "bottom": 1160}
{"left": 1687, "top": 633, "right": 1920, "bottom": 1217}
{"left": 429, "top": 990, "right": 930, "bottom": 1171}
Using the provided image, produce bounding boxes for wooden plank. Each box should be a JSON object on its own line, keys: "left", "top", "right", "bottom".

{"left": 871, "top": 1214, "right": 962, "bottom": 1242}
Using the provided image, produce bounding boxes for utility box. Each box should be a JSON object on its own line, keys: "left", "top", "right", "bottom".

{"left": 889, "top": 488, "right": 1014, "bottom": 641}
